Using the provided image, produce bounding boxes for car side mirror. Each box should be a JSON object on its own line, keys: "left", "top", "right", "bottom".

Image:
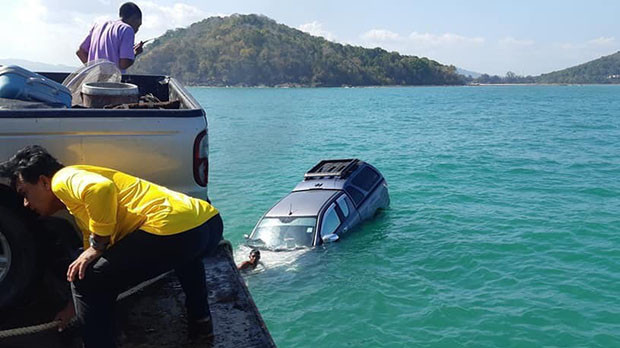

{"left": 322, "top": 234, "right": 339, "bottom": 243}
{"left": 243, "top": 234, "right": 249, "bottom": 239}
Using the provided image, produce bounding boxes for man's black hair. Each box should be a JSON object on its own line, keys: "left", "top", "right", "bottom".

{"left": 119, "top": 2, "right": 142, "bottom": 20}
{"left": 0, "top": 145, "right": 64, "bottom": 185}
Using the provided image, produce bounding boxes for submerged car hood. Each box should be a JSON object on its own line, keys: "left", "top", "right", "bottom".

{"left": 265, "top": 190, "right": 339, "bottom": 217}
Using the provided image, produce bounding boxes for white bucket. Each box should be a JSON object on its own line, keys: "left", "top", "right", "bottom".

{"left": 81, "top": 82, "right": 139, "bottom": 108}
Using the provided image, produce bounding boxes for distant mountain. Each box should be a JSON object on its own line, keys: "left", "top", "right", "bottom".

{"left": 536, "top": 51, "right": 620, "bottom": 84}
{"left": 468, "top": 51, "right": 620, "bottom": 85}
{"left": 0, "top": 59, "right": 78, "bottom": 72}
{"left": 132, "top": 14, "right": 464, "bottom": 87}
{"left": 457, "top": 68, "right": 482, "bottom": 78}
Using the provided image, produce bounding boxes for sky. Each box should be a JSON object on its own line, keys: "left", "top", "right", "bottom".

{"left": 1, "top": 0, "right": 619, "bottom": 75}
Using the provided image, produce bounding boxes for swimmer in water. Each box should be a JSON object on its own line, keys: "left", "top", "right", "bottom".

{"left": 238, "top": 249, "right": 261, "bottom": 271}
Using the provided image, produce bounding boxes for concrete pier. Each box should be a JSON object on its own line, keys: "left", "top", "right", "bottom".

{"left": 0, "top": 243, "right": 276, "bottom": 348}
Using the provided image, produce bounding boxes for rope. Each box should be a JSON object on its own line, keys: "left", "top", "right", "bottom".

{"left": 117, "top": 272, "right": 170, "bottom": 301}
{"left": 0, "top": 272, "right": 171, "bottom": 339}
{"left": 0, "top": 321, "right": 60, "bottom": 339}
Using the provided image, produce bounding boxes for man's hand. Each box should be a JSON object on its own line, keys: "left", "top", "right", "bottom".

{"left": 67, "top": 247, "right": 103, "bottom": 282}
{"left": 54, "top": 300, "right": 76, "bottom": 332}
{"left": 134, "top": 41, "right": 144, "bottom": 56}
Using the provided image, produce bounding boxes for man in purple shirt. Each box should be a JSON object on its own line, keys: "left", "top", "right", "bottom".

{"left": 76, "top": 2, "right": 144, "bottom": 71}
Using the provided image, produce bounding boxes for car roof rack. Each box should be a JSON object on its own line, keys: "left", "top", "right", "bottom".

{"left": 304, "top": 159, "right": 360, "bottom": 179}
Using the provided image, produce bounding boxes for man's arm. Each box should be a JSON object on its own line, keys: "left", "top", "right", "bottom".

{"left": 119, "top": 58, "right": 134, "bottom": 70}
{"left": 238, "top": 261, "right": 252, "bottom": 271}
{"left": 66, "top": 180, "right": 117, "bottom": 282}
{"left": 77, "top": 26, "right": 93, "bottom": 64}
{"left": 53, "top": 172, "right": 119, "bottom": 281}
{"left": 119, "top": 41, "right": 144, "bottom": 69}
{"left": 54, "top": 299, "right": 75, "bottom": 332}
{"left": 67, "top": 233, "right": 111, "bottom": 281}
{"left": 76, "top": 48, "right": 88, "bottom": 64}
{"left": 67, "top": 244, "right": 104, "bottom": 281}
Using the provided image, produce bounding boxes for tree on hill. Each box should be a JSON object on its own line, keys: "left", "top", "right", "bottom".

{"left": 466, "top": 71, "right": 536, "bottom": 84}
{"left": 131, "top": 14, "right": 464, "bottom": 86}
{"left": 536, "top": 51, "right": 620, "bottom": 84}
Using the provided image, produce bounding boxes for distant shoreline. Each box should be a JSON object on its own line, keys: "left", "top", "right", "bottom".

{"left": 469, "top": 83, "right": 620, "bottom": 86}
{"left": 188, "top": 82, "right": 620, "bottom": 88}
{"left": 187, "top": 84, "right": 465, "bottom": 88}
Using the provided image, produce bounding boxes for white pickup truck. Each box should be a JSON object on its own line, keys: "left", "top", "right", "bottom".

{"left": 0, "top": 72, "right": 210, "bottom": 309}
{"left": 0, "top": 72, "right": 275, "bottom": 347}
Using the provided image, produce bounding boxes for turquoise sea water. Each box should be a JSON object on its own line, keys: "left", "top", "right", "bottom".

{"left": 190, "top": 86, "right": 620, "bottom": 347}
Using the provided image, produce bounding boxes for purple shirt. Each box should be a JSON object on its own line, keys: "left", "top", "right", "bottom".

{"left": 79, "top": 20, "right": 135, "bottom": 72}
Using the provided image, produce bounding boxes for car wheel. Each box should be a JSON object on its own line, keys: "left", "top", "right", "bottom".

{"left": 0, "top": 207, "right": 37, "bottom": 309}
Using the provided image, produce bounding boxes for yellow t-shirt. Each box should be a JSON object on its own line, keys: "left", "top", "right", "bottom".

{"left": 51, "top": 165, "right": 219, "bottom": 249}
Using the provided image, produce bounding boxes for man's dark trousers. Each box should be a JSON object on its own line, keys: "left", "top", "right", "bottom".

{"left": 71, "top": 214, "right": 223, "bottom": 348}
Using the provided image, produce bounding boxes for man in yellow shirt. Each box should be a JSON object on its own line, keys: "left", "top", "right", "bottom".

{"left": 2, "top": 145, "right": 222, "bottom": 347}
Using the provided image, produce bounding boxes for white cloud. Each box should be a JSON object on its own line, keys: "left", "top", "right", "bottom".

{"left": 0, "top": 0, "right": 91, "bottom": 66}
{"left": 358, "top": 29, "right": 485, "bottom": 65}
{"left": 555, "top": 36, "right": 616, "bottom": 51}
{"left": 360, "top": 29, "right": 484, "bottom": 49}
{"left": 298, "top": 21, "right": 335, "bottom": 40}
{"left": 15, "top": 0, "right": 47, "bottom": 21}
{"left": 587, "top": 36, "right": 615, "bottom": 46}
{"left": 499, "top": 37, "right": 535, "bottom": 47}
{"left": 409, "top": 32, "right": 485, "bottom": 46}
{"left": 556, "top": 42, "right": 577, "bottom": 50}
{"left": 361, "top": 29, "right": 401, "bottom": 41}
{"left": 138, "top": 1, "right": 208, "bottom": 32}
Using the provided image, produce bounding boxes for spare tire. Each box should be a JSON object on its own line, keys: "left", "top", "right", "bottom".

{"left": 0, "top": 206, "right": 37, "bottom": 309}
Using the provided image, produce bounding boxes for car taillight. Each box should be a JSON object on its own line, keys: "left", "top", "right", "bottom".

{"left": 193, "top": 130, "right": 208, "bottom": 187}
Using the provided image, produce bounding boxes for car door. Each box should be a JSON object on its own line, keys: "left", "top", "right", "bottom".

{"left": 335, "top": 193, "right": 360, "bottom": 235}
{"left": 317, "top": 194, "right": 361, "bottom": 245}
{"left": 318, "top": 202, "right": 341, "bottom": 245}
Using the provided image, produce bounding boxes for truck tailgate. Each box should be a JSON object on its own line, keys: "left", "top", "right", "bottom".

{"left": 0, "top": 113, "right": 207, "bottom": 199}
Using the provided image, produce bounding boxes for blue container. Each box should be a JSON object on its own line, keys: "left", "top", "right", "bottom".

{"left": 0, "top": 65, "right": 72, "bottom": 107}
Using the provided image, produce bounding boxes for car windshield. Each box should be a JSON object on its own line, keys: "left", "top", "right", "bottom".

{"left": 248, "top": 216, "right": 317, "bottom": 250}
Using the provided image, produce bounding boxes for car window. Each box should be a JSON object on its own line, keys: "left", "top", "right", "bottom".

{"left": 345, "top": 186, "right": 364, "bottom": 206}
{"left": 336, "top": 195, "right": 349, "bottom": 218}
{"left": 321, "top": 203, "right": 341, "bottom": 237}
{"left": 351, "top": 166, "right": 380, "bottom": 192}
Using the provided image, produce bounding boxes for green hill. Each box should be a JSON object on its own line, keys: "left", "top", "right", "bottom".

{"left": 536, "top": 51, "right": 620, "bottom": 84}
{"left": 132, "top": 14, "right": 464, "bottom": 87}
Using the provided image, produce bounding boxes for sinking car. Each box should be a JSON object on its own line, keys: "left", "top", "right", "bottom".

{"left": 245, "top": 159, "right": 389, "bottom": 250}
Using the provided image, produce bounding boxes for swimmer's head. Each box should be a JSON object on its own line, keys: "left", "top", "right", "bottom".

{"left": 250, "top": 249, "right": 261, "bottom": 262}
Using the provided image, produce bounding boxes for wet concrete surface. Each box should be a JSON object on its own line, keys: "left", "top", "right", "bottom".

{"left": 1, "top": 244, "right": 276, "bottom": 348}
